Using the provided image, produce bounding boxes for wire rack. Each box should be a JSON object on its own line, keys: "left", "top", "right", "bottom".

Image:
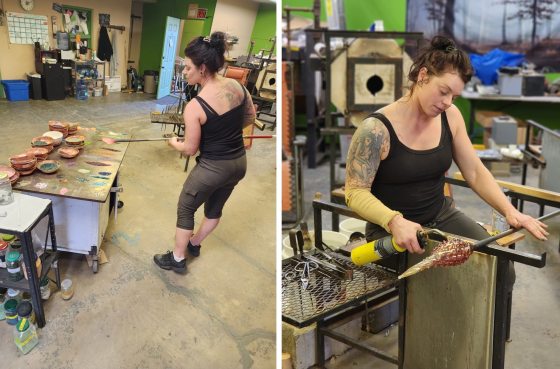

{"left": 282, "top": 251, "right": 397, "bottom": 327}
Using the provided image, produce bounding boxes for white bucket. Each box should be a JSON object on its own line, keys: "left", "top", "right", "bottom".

{"left": 282, "top": 230, "right": 349, "bottom": 259}
{"left": 339, "top": 218, "right": 367, "bottom": 237}
{"left": 93, "top": 87, "right": 103, "bottom": 97}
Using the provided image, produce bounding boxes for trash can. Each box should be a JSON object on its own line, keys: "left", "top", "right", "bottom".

{"left": 143, "top": 70, "right": 158, "bottom": 94}
{"left": 27, "top": 74, "right": 42, "bottom": 100}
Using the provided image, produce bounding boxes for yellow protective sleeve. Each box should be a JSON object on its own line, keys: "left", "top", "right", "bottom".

{"left": 345, "top": 187, "right": 402, "bottom": 233}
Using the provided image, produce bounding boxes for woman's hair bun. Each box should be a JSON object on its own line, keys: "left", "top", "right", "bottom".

{"left": 431, "top": 35, "right": 456, "bottom": 52}
{"left": 209, "top": 31, "right": 226, "bottom": 53}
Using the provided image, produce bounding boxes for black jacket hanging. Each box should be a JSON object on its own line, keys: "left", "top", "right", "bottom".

{"left": 97, "top": 26, "right": 113, "bottom": 61}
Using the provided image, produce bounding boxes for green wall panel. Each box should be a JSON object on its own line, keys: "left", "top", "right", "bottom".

{"left": 250, "top": 4, "right": 277, "bottom": 57}
{"left": 138, "top": 0, "right": 216, "bottom": 76}
{"left": 281, "top": 0, "right": 405, "bottom": 31}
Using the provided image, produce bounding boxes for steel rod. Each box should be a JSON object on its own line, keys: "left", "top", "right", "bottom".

{"left": 472, "top": 209, "right": 560, "bottom": 250}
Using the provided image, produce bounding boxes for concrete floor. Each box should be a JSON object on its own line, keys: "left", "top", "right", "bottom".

{"left": 0, "top": 93, "right": 276, "bottom": 368}
{"left": 284, "top": 155, "right": 560, "bottom": 369}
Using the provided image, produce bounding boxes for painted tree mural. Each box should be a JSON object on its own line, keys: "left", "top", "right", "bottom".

{"left": 407, "top": 0, "right": 560, "bottom": 69}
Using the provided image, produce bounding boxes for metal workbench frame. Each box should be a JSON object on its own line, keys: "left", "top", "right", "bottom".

{"left": 310, "top": 197, "right": 546, "bottom": 369}
{"left": 0, "top": 197, "right": 61, "bottom": 328}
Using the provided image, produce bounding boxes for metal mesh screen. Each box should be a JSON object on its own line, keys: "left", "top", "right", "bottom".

{"left": 282, "top": 251, "right": 397, "bottom": 326}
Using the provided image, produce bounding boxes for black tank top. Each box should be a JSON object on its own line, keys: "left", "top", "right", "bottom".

{"left": 194, "top": 84, "right": 246, "bottom": 160}
{"left": 369, "top": 112, "right": 453, "bottom": 224}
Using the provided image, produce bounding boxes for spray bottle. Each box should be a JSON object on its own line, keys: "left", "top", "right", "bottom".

{"left": 350, "top": 230, "right": 430, "bottom": 266}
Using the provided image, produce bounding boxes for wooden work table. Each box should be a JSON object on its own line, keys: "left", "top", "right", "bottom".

{"left": 12, "top": 128, "right": 130, "bottom": 272}
{"left": 14, "top": 128, "right": 130, "bottom": 202}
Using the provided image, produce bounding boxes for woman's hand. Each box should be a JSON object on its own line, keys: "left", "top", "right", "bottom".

{"left": 505, "top": 210, "right": 549, "bottom": 241}
{"left": 388, "top": 215, "right": 425, "bottom": 254}
{"left": 168, "top": 137, "right": 181, "bottom": 150}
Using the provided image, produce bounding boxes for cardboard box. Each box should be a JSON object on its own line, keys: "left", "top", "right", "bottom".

{"left": 484, "top": 161, "right": 510, "bottom": 177}
{"left": 475, "top": 111, "right": 530, "bottom": 147}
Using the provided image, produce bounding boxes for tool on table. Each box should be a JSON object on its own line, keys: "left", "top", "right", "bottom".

{"left": 299, "top": 222, "right": 313, "bottom": 251}
{"left": 347, "top": 229, "right": 444, "bottom": 266}
{"left": 398, "top": 209, "right": 560, "bottom": 279}
{"left": 288, "top": 227, "right": 353, "bottom": 281}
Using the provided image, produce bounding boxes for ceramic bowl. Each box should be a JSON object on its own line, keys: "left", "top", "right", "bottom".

{"left": 9, "top": 153, "right": 36, "bottom": 165}
{"left": 37, "top": 160, "right": 60, "bottom": 174}
{"left": 26, "top": 147, "right": 49, "bottom": 161}
{"left": 18, "top": 167, "right": 36, "bottom": 176}
{"left": 65, "top": 135, "right": 85, "bottom": 145}
{"left": 48, "top": 120, "right": 68, "bottom": 130}
{"left": 0, "top": 165, "right": 17, "bottom": 178}
{"left": 67, "top": 122, "right": 79, "bottom": 133}
{"left": 58, "top": 146, "right": 80, "bottom": 159}
{"left": 31, "top": 136, "right": 55, "bottom": 146}
{"left": 43, "top": 131, "right": 64, "bottom": 146}
{"left": 11, "top": 160, "right": 37, "bottom": 171}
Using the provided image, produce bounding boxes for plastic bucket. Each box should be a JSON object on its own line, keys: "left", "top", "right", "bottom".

{"left": 282, "top": 230, "right": 349, "bottom": 259}
{"left": 339, "top": 218, "right": 367, "bottom": 237}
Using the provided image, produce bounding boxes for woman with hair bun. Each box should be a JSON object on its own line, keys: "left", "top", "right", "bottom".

{"left": 344, "top": 35, "right": 548, "bottom": 255}
{"left": 154, "top": 31, "right": 256, "bottom": 273}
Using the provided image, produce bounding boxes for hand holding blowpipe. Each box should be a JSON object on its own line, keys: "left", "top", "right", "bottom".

{"left": 398, "top": 209, "right": 560, "bottom": 279}
{"left": 102, "top": 135, "right": 275, "bottom": 144}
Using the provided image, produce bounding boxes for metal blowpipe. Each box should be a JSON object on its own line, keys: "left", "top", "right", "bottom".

{"left": 398, "top": 209, "right": 560, "bottom": 279}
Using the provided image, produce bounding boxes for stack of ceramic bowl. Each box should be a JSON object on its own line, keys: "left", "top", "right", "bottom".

{"left": 65, "top": 135, "right": 85, "bottom": 150}
{"left": 0, "top": 165, "right": 20, "bottom": 184}
{"left": 42, "top": 131, "right": 63, "bottom": 146}
{"left": 58, "top": 146, "right": 80, "bottom": 159}
{"left": 26, "top": 147, "right": 49, "bottom": 161}
{"left": 48, "top": 121, "right": 69, "bottom": 138}
{"left": 67, "top": 122, "right": 79, "bottom": 136}
{"left": 9, "top": 153, "right": 37, "bottom": 176}
{"left": 31, "top": 136, "right": 55, "bottom": 154}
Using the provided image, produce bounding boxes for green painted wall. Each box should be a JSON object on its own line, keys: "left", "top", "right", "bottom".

{"left": 250, "top": 3, "right": 277, "bottom": 56}
{"left": 281, "top": 0, "right": 406, "bottom": 31}
{"left": 138, "top": 0, "right": 216, "bottom": 75}
{"left": 179, "top": 19, "right": 205, "bottom": 58}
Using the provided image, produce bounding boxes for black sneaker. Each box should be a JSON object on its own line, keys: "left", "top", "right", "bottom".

{"left": 153, "top": 251, "right": 186, "bottom": 273}
{"left": 187, "top": 241, "right": 201, "bottom": 257}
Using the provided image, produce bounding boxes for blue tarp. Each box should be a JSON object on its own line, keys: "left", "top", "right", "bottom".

{"left": 469, "top": 49, "right": 525, "bottom": 85}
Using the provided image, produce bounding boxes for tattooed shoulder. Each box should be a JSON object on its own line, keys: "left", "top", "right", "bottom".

{"left": 345, "top": 117, "right": 390, "bottom": 188}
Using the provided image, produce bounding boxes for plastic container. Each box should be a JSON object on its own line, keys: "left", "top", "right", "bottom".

{"left": 8, "top": 239, "right": 22, "bottom": 257}
{"left": 0, "top": 289, "right": 6, "bottom": 320}
{"left": 1, "top": 80, "right": 30, "bottom": 101}
{"left": 4, "top": 299, "right": 18, "bottom": 325}
{"left": 40, "top": 277, "right": 51, "bottom": 300}
{"left": 0, "top": 240, "right": 9, "bottom": 267}
{"left": 1, "top": 234, "right": 15, "bottom": 242}
{"left": 14, "top": 318, "right": 39, "bottom": 354}
{"left": 76, "top": 79, "right": 88, "bottom": 100}
{"left": 7, "top": 288, "right": 21, "bottom": 303}
{"left": 6, "top": 251, "right": 23, "bottom": 282}
{"left": 61, "top": 279, "right": 74, "bottom": 300}
{"left": 92, "top": 87, "right": 103, "bottom": 97}
{"left": 339, "top": 218, "right": 367, "bottom": 238}
{"left": 0, "top": 172, "right": 14, "bottom": 205}
{"left": 17, "top": 301, "right": 36, "bottom": 326}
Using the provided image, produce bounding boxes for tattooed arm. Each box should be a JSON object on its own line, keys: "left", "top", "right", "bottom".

{"left": 345, "top": 117, "right": 424, "bottom": 252}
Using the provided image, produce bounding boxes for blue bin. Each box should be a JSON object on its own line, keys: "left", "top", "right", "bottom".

{"left": 1, "top": 80, "right": 30, "bottom": 101}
